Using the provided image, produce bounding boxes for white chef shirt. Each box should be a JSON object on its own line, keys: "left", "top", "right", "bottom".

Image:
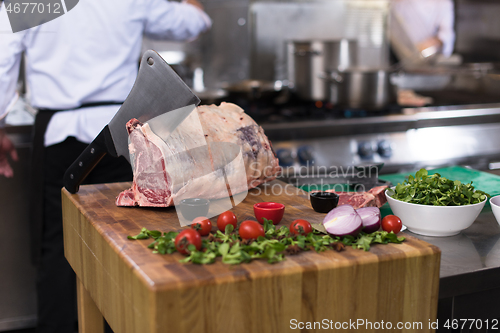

{"left": 390, "top": 0, "right": 455, "bottom": 57}
{"left": 0, "top": 0, "right": 211, "bottom": 146}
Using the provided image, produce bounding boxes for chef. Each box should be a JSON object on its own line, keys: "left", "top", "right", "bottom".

{"left": 0, "top": 0, "right": 211, "bottom": 332}
{"left": 389, "top": 0, "right": 455, "bottom": 62}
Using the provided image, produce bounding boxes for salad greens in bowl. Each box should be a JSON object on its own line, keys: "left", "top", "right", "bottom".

{"left": 385, "top": 169, "right": 490, "bottom": 237}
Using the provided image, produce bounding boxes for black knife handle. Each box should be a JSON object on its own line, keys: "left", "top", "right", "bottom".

{"left": 63, "top": 126, "right": 110, "bottom": 194}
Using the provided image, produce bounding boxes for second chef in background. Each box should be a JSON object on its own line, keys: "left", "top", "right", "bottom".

{"left": 389, "top": 0, "right": 455, "bottom": 63}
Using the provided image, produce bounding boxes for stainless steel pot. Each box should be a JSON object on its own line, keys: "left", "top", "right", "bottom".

{"left": 194, "top": 89, "right": 228, "bottom": 105}
{"left": 321, "top": 68, "right": 397, "bottom": 110}
{"left": 223, "top": 80, "right": 285, "bottom": 101}
{"left": 289, "top": 39, "right": 358, "bottom": 101}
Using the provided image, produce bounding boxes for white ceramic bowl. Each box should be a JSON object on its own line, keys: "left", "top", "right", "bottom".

{"left": 385, "top": 189, "right": 487, "bottom": 237}
{"left": 489, "top": 195, "right": 500, "bottom": 227}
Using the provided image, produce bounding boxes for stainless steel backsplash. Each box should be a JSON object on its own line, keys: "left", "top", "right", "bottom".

{"left": 249, "top": 0, "right": 389, "bottom": 81}
{"left": 455, "top": 0, "right": 500, "bottom": 62}
{"left": 149, "top": 0, "right": 500, "bottom": 91}
{"left": 196, "top": 0, "right": 390, "bottom": 89}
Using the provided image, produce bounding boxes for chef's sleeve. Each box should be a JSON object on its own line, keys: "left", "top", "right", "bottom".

{"left": 142, "top": 0, "right": 211, "bottom": 41}
{"left": 0, "top": 2, "right": 24, "bottom": 126}
{"left": 437, "top": 0, "right": 455, "bottom": 57}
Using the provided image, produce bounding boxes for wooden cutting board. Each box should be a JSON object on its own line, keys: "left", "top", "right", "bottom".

{"left": 62, "top": 180, "right": 440, "bottom": 333}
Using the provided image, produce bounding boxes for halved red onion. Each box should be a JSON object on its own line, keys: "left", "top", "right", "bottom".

{"left": 322, "top": 205, "right": 363, "bottom": 237}
{"left": 356, "top": 207, "right": 381, "bottom": 233}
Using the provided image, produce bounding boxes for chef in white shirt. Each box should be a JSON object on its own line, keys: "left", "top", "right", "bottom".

{"left": 389, "top": 0, "right": 455, "bottom": 62}
{"left": 0, "top": 1, "right": 211, "bottom": 332}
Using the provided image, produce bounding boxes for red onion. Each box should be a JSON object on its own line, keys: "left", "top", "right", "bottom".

{"left": 356, "top": 207, "right": 381, "bottom": 233}
{"left": 322, "top": 205, "right": 363, "bottom": 237}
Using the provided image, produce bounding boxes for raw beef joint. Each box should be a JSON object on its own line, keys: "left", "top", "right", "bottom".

{"left": 313, "top": 185, "right": 388, "bottom": 210}
{"left": 116, "top": 102, "right": 280, "bottom": 207}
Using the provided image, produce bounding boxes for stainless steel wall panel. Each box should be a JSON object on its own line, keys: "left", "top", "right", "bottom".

{"left": 199, "top": 1, "right": 252, "bottom": 88}
{"left": 193, "top": 0, "right": 389, "bottom": 88}
{"left": 250, "top": 0, "right": 390, "bottom": 81}
{"left": 455, "top": 0, "right": 500, "bottom": 62}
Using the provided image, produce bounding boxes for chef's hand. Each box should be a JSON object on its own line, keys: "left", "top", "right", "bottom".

{"left": 183, "top": 0, "right": 204, "bottom": 11}
{"left": 0, "top": 129, "right": 18, "bottom": 178}
{"left": 417, "top": 37, "right": 443, "bottom": 59}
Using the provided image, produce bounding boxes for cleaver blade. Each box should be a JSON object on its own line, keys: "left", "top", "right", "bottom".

{"left": 63, "top": 50, "right": 200, "bottom": 194}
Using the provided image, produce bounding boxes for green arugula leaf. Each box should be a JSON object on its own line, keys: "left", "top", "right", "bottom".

{"left": 218, "top": 243, "right": 230, "bottom": 256}
{"left": 354, "top": 235, "right": 373, "bottom": 251}
{"left": 230, "top": 242, "right": 240, "bottom": 254}
{"left": 263, "top": 218, "right": 275, "bottom": 233}
{"left": 147, "top": 230, "right": 162, "bottom": 239}
{"left": 224, "top": 224, "right": 234, "bottom": 234}
{"left": 127, "top": 227, "right": 163, "bottom": 240}
{"left": 390, "top": 168, "right": 490, "bottom": 206}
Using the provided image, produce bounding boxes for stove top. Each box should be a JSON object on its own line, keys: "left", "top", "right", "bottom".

{"left": 231, "top": 95, "right": 404, "bottom": 125}
{"left": 250, "top": 99, "right": 500, "bottom": 179}
{"left": 230, "top": 89, "right": 500, "bottom": 126}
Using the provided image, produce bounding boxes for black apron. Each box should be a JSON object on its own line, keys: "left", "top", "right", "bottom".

{"left": 29, "top": 101, "right": 123, "bottom": 264}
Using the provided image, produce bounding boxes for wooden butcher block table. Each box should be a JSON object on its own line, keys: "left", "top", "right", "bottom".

{"left": 62, "top": 180, "right": 440, "bottom": 333}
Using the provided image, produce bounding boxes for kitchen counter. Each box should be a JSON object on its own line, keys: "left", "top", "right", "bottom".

{"left": 400, "top": 207, "right": 500, "bottom": 326}
{"left": 380, "top": 166, "right": 500, "bottom": 325}
{"left": 62, "top": 180, "right": 440, "bottom": 333}
{"left": 413, "top": 209, "right": 500, "bottom": 298}
{"left": 407, "top": 208, "right": 500, "bottom": 326}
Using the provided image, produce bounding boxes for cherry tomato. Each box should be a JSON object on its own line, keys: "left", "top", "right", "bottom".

{"left": 217, "top": 211, "right": 238, "bottom": 232}
{"left": 175, "top": 229, "right": 202, "bottom": 255}
{"left": 381, "top": 215, "right": 403, "bottom": 234}
{"left": 238, "top": 221, "right": 265, "bottom": 240}
{"left": 289, "top": 219, "right": 313, "bottom": 235}
{"left": 190, "top": 217, "right": 212, "bottom": 236}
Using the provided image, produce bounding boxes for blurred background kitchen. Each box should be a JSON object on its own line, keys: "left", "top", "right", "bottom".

{"left": 3, "top": 0, "right": 500, "bottom": 331}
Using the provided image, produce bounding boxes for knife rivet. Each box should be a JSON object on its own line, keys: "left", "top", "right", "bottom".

{"left": 79, "top": 161, "right": 83, "bottom": 167}
{"left": 70, "top": 174, "right": 74, "bottom": 179}
{"left": 147, "top": 57, "right": 154, "bottom": 66}
{"left": 91, "top": 148, "right": 95, "bottom": 154}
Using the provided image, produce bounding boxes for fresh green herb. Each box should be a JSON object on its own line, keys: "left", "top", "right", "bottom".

{"left": 312, "top": 224, "right": 405, "bottom": 251}
{"left": 127, "top": 227, "right": 162, "bottom": 240}
{"left": 151, "top": 231, "right": 178, "bottom": 254}
{"left": 387, "top": 168, "right": 490, "bottom": 206}
{"left": 342, "top": 231, "right": 405, "bottom": 251}
{"left": 127, "top": 222, "right": 406, "bottom": 265}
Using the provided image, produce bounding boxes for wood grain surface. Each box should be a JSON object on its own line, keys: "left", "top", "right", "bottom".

{"left": 62, "top": 180, "right": 441, "bottom": 333}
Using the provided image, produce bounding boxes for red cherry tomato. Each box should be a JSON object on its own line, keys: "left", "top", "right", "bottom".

{"left": 238, "top": 221, "right": 265, "bottom": 240}
{"left": 217, "top": 211, "right": 238, "bottom": 232}
{"left": 381, "top": 215, "right": 403, "bottom": 234}
{"left": 289, "top": 219, "right": 313, "bottom": 235}
{"left": 190, "top": 217, "right": 212, "bottom": 236}
{"left": 175, "top": 229, "right": 202, "bottom": 255}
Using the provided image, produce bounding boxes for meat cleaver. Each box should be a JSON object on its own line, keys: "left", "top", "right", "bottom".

{"left": 63, "top": 50, "right": 200, "bottom": 193}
